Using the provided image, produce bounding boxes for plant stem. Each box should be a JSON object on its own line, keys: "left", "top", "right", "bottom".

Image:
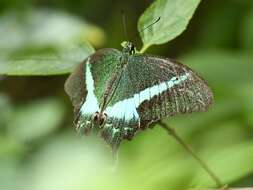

{"left": 158, "top": 121, "right": 224, "bottom": 188}
{"left": 139, "top": 44, "right": 150, "bottom": 53}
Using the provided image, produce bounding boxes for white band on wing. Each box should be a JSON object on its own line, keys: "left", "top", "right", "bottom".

{"left": 105, "top": 73, "right": 190, "bottom": 121}
{"left": 80, "top": 58, "right": 100, "bottom": 115}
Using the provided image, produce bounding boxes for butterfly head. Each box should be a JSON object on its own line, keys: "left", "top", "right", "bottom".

{"left": 121, "top": 41, "right": 135, "bottom": 55}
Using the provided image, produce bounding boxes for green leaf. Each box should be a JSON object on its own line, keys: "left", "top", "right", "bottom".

{"left": 23, "top": 134, "right": 112, "bottom": 190}
{"left": 0, "top": 9, "right": 105, "bottom": 50}
{"left": 0, "top": 42, "right": 94, "bottom": 76}
{"left": 237, "top": 84, "right": 253, "bottom": 128}
{"left": 138, "top": 0, "right": 201, "bottom": 52}
{"left": 240, "top": 8, "right": 253, "bottom": 49}
{"left": 7, "top": 98, "right": 66, "bottom": 142}
{"left": 0, "top": 159, "right": 21, "bottom": 190}
{"left": 192, "top": 141, "right": 253, "bottom": 187}
{"left": 0, "top": 136, "right": 25, "bottom": 158}
{"left": 0, "top": 8, "right": 103, "bottom": 76}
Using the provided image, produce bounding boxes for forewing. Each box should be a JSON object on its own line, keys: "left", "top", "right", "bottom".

{"left": 64, "top": 60, "right": 87, "bottom": 114}
{"left": 106, "top": 54, "right": 213, "bottom": 129}
{"left": 88, "top": 48, "right": 121, "bottom": 105}
{"left": 64, "top": 48, "right": 121, "bottom": 121}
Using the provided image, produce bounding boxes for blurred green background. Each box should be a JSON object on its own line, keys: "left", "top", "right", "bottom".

{"left": 1, "top": 0, "right": 253, "bottom": 189}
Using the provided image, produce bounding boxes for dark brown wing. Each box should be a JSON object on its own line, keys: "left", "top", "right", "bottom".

{"left": 64, "top": 60, "right": 87, "bottom": 114}
{"left": 105, "top": 54, "right": 213, "bottom": 130}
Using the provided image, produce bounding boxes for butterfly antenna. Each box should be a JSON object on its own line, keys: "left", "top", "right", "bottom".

{"left": 130, "top": 17, "right": 161, "bottom": 45}
{"left": 139, "top": 17, "right": 160, "bottom": 35}
{"left": 158, "top": 121, "right": 225, "bottom": 188}
{"left": 121, "top": 10, "right": 129, "bottom": 40}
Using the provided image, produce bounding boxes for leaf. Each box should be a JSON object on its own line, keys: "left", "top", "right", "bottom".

{"left": 0, "top": 8, "right": 102, "bottom": 76}
{"left": 0, "top": 159, "right": 21, "bottom": 190}
{"left": 138, "top": 0, "right": 201, "bottom": 52}
{"left": 240, "top": 8, "right": 253, "bottom": 49}
{"left": 0, "top": 9, "right": 105, "bottom": 50}
{"left": 23, "top": 134, "right": 112, "bottom": 190}
{"left": 0, "top": 136, "right": 25, "bottom": 158}
{"left": 191, "top": 141, "right": 253, "bottom": 187}
{"left": 237, "top": 84, "right": 253, "bottom": 128}
{"left": 7, "top": 98, "right": 66, "bottom": 142}
{"left": 0, "top": 42, "right": 94, "bottom": 76}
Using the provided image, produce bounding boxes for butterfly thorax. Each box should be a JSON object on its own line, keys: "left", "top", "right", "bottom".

{"left": 100, "top": 41, "right": 136, "bottom": 112}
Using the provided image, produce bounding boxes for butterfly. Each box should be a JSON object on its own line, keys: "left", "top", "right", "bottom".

{"left": 64, "top": 41, "right": 213, "bottom": 152}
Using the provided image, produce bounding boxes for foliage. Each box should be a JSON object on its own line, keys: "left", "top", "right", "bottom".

{"left": 138, "top": 0, "right": 201, "bottom": 52}
{"left": 0, "top": 9, "right": 98, "bottom": 75}
{"left": 0, "top": 43, "right": 94, "bottom": 75}
{"left": 0, "top": 0, "right": 253, "bottom": 190}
